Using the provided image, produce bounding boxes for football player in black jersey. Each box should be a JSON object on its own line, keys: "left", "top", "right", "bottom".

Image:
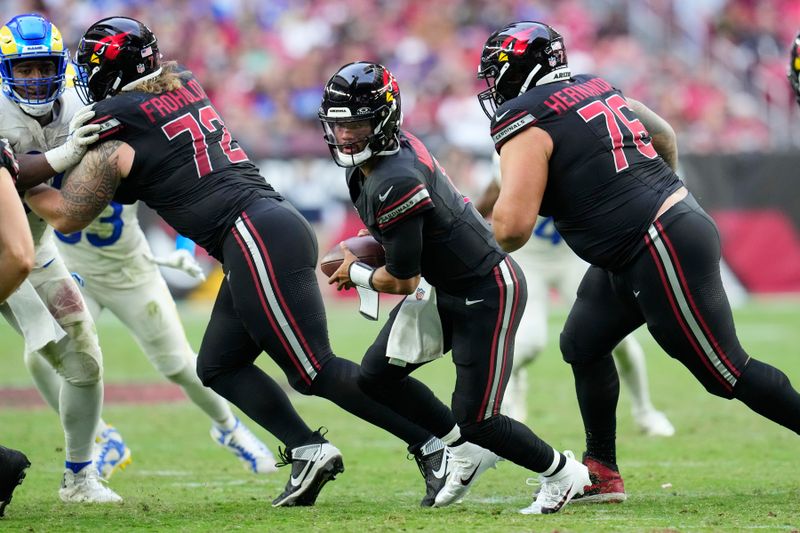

{"left": 22, "top": 16, "right": 450, "bottom": 508}
{"left": 321, "top": 61, "right": 592, "bottom": 514}
{"left": 478, "top": 21, "right": 800, "bottom": 503}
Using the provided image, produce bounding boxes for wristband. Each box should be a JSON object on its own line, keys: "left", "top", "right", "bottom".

{"left": 349, "top": 261, "right": 375, "bottom": 290}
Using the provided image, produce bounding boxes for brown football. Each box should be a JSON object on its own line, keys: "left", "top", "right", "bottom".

{"left": 320, "top": 235, "right": 386, "bottom": 277}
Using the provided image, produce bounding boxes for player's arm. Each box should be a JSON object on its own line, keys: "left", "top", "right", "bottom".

{"left": 474, "top": 179, "right": 500, "bottom": 218}
{"left": 626, "top": 97, "right": 678, "bottom": 171}
{"left": 14, "top": 104, "right": 101, "bottom": 190}
{"left": 329, "top": 220, "right": 422, "bottom": 295}
{"left": 24, "top": 140, "right": 132, "bottom": 234}
{"left": 492, "top": 126, "right": 552, "bottom": 252}
{"left": 0, "top": 166, "right": 34, "bottom": 302}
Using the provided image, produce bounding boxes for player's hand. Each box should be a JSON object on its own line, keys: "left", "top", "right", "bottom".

{"left": 327, "top": 242, "right": 358, "bottom": 291}
{"left": 44, "top": 105, "right": 101, "bottom": 173}
{"left": 145, "top": 249, "right": 207, "bottom": 281}
{"left": 356, "top": 228, "right": 370, "bottom": 237}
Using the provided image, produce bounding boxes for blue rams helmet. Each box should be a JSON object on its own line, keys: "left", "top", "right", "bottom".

{"left": 0, "top": 14, "right": 69, "bottom": 110}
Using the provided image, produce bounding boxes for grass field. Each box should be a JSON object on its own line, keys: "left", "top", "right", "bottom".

{"left": 0, "top": 296, "right": 798, "bottom": 532}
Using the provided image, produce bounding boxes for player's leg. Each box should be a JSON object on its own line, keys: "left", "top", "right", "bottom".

{"left": 559, "top": 254, "right": 674, "bottom": 437}
{"left": 27, "top": 253, "right": 120, "bottom": 503}
{"left": 560, "top": 265, "right": 645, "bottom": 503}
{"left": 499, "top": 252, "right": 548, "bottom": 422}
{"left": 99, "top": 271, "right": 277, "bottom": 474}
{"left": 636, "top": 199, "right": 800, "bottom": 434}
{"left": 442, "top": 257, "right": 589, "bottom": 513}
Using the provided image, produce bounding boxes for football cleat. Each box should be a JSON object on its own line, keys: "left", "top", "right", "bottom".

{"left": 519, "top": 450, "right": 590, "bottom": 514}
{"left": 94, "top": 425, "right": 132, "bottom": 480}
{"left": 271, "top": 433, "right": 344, "bottom": 507}
{"left": 0, "top": 446, "right": 30, "bottom": 517}
{"left": 569, "top": 454, "right": 627, "bottom": 504}
{"left": 632, "top": 407, "right": 675, "bottom": 437}
{"left": 432, "top": 442, "right": 498, "bottom": 507}
{"left": 59, "top": 466, "right": 123, "bottom": 503}
{"left": 210, "top": 418, "right": 279, "bottom": 474}
{"left": 411, "top": 437, "right": 449, "bottom": 507}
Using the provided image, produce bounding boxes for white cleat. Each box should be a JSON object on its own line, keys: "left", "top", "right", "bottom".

{"left": 59, "top": 467, "right": 123, "bottom": 504}
{"left": 211, "top": 418, "right": 279, "bottom": 474}
{"left": 433, "top": 442, "right": 498, "bottom": 507}
{"left": 520, "top": 450, "right": 590, "bottom": 515}
{"left": 633, "top": 408, "right": 675, "bottom": 437}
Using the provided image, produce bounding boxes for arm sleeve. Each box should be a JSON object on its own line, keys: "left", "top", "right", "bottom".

{"left": 490, "top": 105, "right": 536, "bottom": 153}
{"left": 382, "top": 214, "right": 424, "bottom": 280}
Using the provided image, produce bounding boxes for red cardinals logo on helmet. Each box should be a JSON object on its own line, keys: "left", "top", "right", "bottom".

{"left": 94, "top": 32, "right": 130, "bottom": 60}
{"left": 502, "top": 27, "right": 538, "bottom": 55}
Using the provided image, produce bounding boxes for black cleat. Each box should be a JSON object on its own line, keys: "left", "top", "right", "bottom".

{"left": 411, "top": 437, "right": 449, "bottom": 507}
{"left": 271, "top": 438, "right": 344, "bottom": 507}
{"left": 0, "top": 446, "right": 30, "bottom": 517}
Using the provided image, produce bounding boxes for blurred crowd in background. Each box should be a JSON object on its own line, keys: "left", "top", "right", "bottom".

{"left": 8, "top": 0, "right": 800, "bottom": 162}
{"left": 4, "top": 0, "right": 800, "bottom": 296}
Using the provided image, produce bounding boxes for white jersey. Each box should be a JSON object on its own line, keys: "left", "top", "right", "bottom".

{"left": 0, "top": 88, "right": 84, "bottom": 260}
{"left": 54, "top": 201, "right": 158, "bottom": 289}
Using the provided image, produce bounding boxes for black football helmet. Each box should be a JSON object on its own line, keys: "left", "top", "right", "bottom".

{"left": 319, "top": 62, "right": 401, "bottom": 167}
{"left": 477, "top": 21, "right": 570, "bottom": 118}
{"left": 73, "top": 16, "right": 160, "bottom": 104}
{"left": 788, "top": 31, "right": 800, "bottom": 107}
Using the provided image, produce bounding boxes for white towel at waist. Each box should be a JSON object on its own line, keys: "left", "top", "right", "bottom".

{"left": 0, "top": 280, "right": 67, "bottom": 353}
{"left": 386, "top": 278, "right": 444, "bottom": 366}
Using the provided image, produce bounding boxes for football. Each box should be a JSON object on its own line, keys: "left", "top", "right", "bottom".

{"left": 320, "top": 235, "right": 386, "bottom": 277}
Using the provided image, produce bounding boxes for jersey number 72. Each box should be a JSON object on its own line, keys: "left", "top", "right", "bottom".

{"left": 161, "top": 105, "right": 248, "bottom": 178}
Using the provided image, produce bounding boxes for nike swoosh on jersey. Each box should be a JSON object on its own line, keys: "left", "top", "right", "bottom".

{"left": 633, "top": 290, "right": 640, "bottom": 297}
{"left": 465, "top": 298, "right": 484, "bottom": 306}
{"left": 289, "top": 454, "right": 317, "bottom": 487}
{"left": 460, "top": 459, "right": 482, "bottom": 485}
{"left": 378, "top": 186, "right": 394, "bottom": 202}
{"left": 431, "top": 452, "right": 448, "bottom": 479}
{"left": 495, "top": 109, "right": 512, "bottom": 121}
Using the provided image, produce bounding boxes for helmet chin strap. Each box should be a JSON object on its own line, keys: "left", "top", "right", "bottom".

{"left": 18, "top": 100, "right": 54, "bottom": 117}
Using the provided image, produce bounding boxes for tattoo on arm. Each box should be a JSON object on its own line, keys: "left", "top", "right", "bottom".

{"left": 627, "top": 98, "right": 679, "bottom": 170}
{"left": 59, "top": 141, "right": 123, "bottom": 223}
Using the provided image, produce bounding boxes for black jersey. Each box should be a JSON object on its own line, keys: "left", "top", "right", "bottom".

{"left": 490, "top": 74, "right": 682, "bottom": 271}
{"left": 347, "top": 131, "right": 505, "bottom": 292}
{"left": 89, "top": 69, "right": 279, "bottom": 260}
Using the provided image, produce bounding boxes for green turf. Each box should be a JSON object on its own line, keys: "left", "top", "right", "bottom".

{"left": 0, "top": 296, "right": 798, "bottom": 531}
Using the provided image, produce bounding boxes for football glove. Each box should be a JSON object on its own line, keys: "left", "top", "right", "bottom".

{"left": 145, "top": 249, "right": 206, "bottom": 281}
{"left": 44, "top": 105, "right": 101, "bottom": 173}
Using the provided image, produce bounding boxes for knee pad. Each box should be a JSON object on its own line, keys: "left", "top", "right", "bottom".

{"left": 155, "top": 349, "right": 195, "bottom": 379}
{"left": 37, "top": 325, "right": 103, "bottom": 387}
{"left": 559, "top": 329, "right": 599, "bottom": 365}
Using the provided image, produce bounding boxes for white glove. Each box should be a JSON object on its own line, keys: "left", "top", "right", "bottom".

{"left": 44, "top": 104, "right": 101, "bottom": 173}
{"left": 145, "top": 249, "right": 207, "bottom": 281}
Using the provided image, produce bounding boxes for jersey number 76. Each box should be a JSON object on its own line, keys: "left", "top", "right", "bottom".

{"left": 577, "top": 94, "right": 657, "bottom": 173}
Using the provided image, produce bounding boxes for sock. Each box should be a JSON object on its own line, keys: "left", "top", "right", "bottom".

{"left": 65, "top": 460, "right": 92, "bottom": 474}
{"left": 441, "top": 425, "right": 462, "bottom": 446}
{"left": 61, "top": 381, "right": 102, "bottom": 463}
{"left": 311, "top": 357, "right": 431, "bottom": 446}
{"left": 167, "top": 357, "right": 234, "bottom": 426}
{"left": 571, "top": 355, "right": 619, "bottom": 465}
{"left": 542, "top": 448, "right": 567, "bottom": 477}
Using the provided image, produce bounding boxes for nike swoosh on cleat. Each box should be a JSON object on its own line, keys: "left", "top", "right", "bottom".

{"left": 290, "top": 456, "right": 318, "bottom": 487}
{"left": 547, "top": 483, "right": 573, "bottom": 513}
{"left": 459, "top": 460, "right": 482, "bottom": 486}
{"left": 431, "top": 454, "right": 448, "bottom": 479}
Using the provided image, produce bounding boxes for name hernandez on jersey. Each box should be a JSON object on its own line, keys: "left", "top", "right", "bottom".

{"left": 87, "top": 68, "right": 279, "bottom": 260}
{"left": 347, "top": 131, "right": 505, "bottom": 292}
{"left": 488, "top": 74, "right": 681, "bottom": 271}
